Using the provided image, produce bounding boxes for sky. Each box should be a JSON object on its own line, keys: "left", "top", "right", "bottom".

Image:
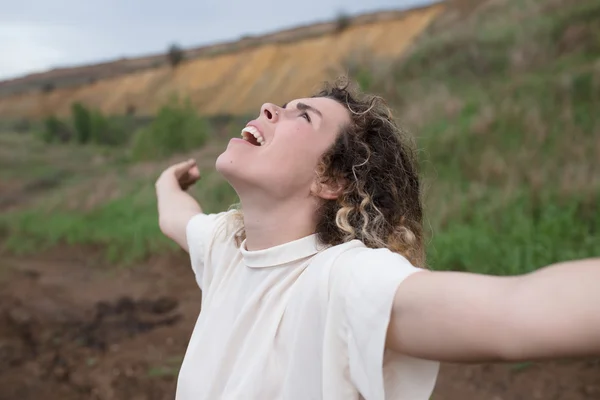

{"left": 0, "top": 0, "right": 432, "bottom": 81}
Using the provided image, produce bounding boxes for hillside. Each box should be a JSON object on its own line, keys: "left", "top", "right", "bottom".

{"left": 0, "top": 0, "right": 599, "bottom": 398}
{"left": 0, "top": 4, "right": 443, "bottom": 119}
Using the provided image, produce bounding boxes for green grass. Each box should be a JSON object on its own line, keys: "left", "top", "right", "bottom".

{"left": 0, "top": 168, "right": 238, "bottom": 265}
{"left": 1, "top": 188, "right": 169, "bottom": 264}
{"left": 391, "top": 0, "right": 600, "bottom": 273}
{"left": 426, "top": 191, "right": 600, "bottom": 274}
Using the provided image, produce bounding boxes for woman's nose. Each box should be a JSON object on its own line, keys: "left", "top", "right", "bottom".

{"left": 260, "top": 103, "right": 280, "bottom": 122}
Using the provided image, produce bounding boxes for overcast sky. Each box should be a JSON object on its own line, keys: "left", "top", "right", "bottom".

{"left": 0, "top": 0, "right": 432, "bottom": 81}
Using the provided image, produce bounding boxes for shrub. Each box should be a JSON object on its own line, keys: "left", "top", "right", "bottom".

{"left": 334, "top": 12, "right": 351, "bottom": 33}
{"left": 131, "top": 98, "right": 209, "bottom": 161}
{"left": 90, "top": 111, "right": 131, "bottom": 146}
{"left": 72, "top": 102, "right": 93, "bottom": 144}
{"left": 40, "top": 116, "right": 72, "bottom": 143}
{"left": 167, "top": 44, "right": 184, "bottom": 68}
{"left": 70, "top": 102, "right": 131, "bottom": 146}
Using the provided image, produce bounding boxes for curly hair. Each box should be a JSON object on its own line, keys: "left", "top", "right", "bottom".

{"left": 228, "top": 77, "right": 425, "bottom": 268}
{"left": 311, "top": 78, "right": 424, "bottom": 268}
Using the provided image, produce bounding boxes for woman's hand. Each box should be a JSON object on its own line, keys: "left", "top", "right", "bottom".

{"left": 156, "top": 159, "right": 201, "bottom": 191}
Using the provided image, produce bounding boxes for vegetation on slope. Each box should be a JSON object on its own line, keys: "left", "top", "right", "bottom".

{"left": 388, "top": 0, "right": 600, "bottom": 273}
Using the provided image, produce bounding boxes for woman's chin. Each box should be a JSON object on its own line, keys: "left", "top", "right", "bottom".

{"left": 215, "top": 154, "right": 251, "bottom": 188}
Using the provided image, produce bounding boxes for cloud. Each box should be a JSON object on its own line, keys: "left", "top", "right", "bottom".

{"left": 0, "top": 23, "right": 68, "bottom": 79}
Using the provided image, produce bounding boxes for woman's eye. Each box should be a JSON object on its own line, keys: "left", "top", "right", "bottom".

{"left": 301, "top": 112, "right": 311, "bottom": 122}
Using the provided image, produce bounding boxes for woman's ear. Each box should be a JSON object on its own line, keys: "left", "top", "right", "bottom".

{"left": 311, "top": 178, "right": 345, "bottom": 200}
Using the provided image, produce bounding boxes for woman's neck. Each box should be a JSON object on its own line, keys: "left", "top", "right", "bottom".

{"left": 239, "top": 195, "right": 318, "bottom": 251}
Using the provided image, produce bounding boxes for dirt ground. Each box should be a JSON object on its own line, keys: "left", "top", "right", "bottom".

{"left": 0, "top": 249, "right": 598, "bottom": 400}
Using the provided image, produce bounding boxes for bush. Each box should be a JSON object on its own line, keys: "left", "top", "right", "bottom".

{"left": 72, "top": 102, "right": 93, "bottom": 144}
{"left": 334, "top": 12, "right": 351, "bottom": 33}
{"left": 131, "top": 98, "right": 209, "bottom": 161}
{"left": 90, "top": 111, "right": 131, "bottom": 146}
{"left": 167, "top": 44, "right": 184, "bottom": 68}
{"left": 40, "top": 116, "right": 71, "bottom": 143}
{"left": 70, "top": 102, "right": 131, "bottom": 146}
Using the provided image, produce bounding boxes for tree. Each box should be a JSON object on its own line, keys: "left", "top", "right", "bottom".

{"left": 335, "top": 11, "right": 351, "bottom": 33}
{"left": 167, "top": 43, "right": 184, "bottom": 68}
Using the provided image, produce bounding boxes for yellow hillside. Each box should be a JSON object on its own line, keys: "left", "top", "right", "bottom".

{"left": 0, "top": 5, "right": 442, "bottom": 119}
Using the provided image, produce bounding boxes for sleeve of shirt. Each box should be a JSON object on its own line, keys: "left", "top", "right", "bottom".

{"left": 185, "top": 211, "right": 230, "bottom": 290}
{"left": 333, "top": 247, "right": 437, "bottom": 400}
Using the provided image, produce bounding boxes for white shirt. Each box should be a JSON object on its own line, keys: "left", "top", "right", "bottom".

{"left": 176, "top": 211, "right": 439, "bottom": 399}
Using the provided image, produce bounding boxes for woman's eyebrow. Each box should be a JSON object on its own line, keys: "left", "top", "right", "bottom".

{"left": 296, "top": 102, "right": 322, "bottom": 118}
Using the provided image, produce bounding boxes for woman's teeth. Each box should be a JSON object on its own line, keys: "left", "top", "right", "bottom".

{"left": 241, "top": 126, "right": 265, "bottom": 146}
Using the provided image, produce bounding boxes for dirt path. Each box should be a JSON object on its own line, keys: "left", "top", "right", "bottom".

{"left": 0, "top": 251, "right": 598, "bottom": 400}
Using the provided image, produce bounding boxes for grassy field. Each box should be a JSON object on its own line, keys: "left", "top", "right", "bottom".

{"left": 1, "top": 0, "right": 599, "bottom": 274}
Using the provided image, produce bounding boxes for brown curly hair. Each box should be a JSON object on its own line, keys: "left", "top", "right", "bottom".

{"left": 311, "top": 78, "right": 424, "bottom": 268}
{"left": 228, "top": 77, "right": 425, "bottom": 268}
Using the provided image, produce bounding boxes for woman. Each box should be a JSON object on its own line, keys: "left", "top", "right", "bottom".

{"left": 156, "top": 78, "right": 599, "bottom": 399}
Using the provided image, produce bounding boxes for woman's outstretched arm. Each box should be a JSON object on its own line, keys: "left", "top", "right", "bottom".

{"left": 156, "top": 159, "right": 203, "bottom": 252}
{"left": 386, "top": 258, "right": 600, "bottom": 363}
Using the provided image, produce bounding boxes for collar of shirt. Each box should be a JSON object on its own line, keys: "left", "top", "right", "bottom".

{"left": 240, "top": 234, "right": 320, "bottom": 268}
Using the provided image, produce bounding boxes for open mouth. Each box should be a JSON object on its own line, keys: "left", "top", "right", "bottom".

{"left": 241, "top": 126, "right": 265, "bottom": 146}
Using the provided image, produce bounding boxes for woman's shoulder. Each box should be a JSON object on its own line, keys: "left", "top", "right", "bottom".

{"left": 323, "top": 241, "right": 421, "bottom": 287}
{"left": 324, "top": 240, "right": 413, "bottom": 266}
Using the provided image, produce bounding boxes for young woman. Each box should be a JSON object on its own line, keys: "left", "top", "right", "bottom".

{"left": 156, "top": 78, "right": 600, "bottom": 400}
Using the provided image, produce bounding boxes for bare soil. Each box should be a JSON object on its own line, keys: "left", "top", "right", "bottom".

{"left": 0, "top": 249, "right": 598, "bottom": 400}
